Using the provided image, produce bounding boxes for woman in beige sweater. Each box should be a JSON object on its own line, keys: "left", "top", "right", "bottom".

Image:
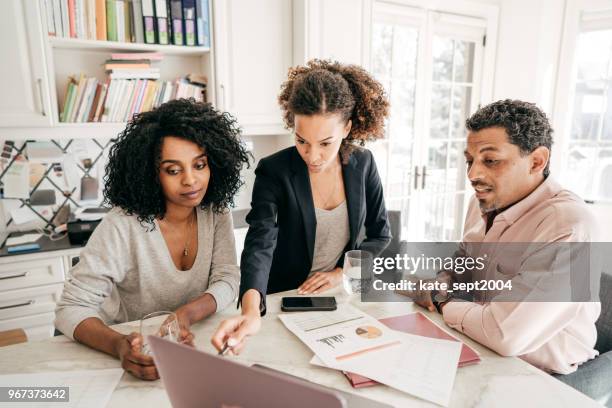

{"left": 55, "top": 99, "right": 250, "bottom": 380}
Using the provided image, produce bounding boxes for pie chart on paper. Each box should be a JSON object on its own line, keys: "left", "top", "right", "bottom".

{"left": 355, "top": 326, "right": 382, "bottom": 339}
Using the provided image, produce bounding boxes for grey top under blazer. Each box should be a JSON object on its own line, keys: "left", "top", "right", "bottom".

{"left": 239, "top": 146, "right": 391, "bottom": 313}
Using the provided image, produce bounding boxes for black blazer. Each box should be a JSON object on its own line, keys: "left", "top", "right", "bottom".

{"left": 239, "top": 147, "right": 391, "bottom": 312}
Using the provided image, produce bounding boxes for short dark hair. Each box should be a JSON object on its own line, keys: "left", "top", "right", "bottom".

{"left": 465, "top": 99, "right": 553, "bottom": 177}
{"left": 278, "top": 59, "right": 389, "bottom": 162}
{"left": 103, "top": 99, "right": 251, "bottom": 228}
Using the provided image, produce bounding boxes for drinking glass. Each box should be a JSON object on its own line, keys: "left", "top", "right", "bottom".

{"left": 139, "top": 311, "right": 180, "bottom": 355}
{"left": 342, "top": 250, "right": 373, "bottom": 295}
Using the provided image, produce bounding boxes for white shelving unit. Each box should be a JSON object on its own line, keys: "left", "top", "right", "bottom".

{"left": 0, "top": 0, "right": 215, "bottom": 140}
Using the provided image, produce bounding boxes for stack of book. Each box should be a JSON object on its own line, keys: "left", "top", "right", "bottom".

{"left": 60, "top": 66, "right": 207, "bottom": 123}
{"left": 106, "top": 52, "right": 162, "bottom": 79}
{"left": 43, "top": 0, "right": 210, "bottom": 47}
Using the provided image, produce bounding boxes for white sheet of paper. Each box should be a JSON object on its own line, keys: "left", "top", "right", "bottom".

{"left": 5, "top": 233, "right": 42, "bottom": 246}
{"left": 26, "top": 141, "right": 64, "bottom": 163}
{"left": 9, "top": 207, "right": 38, "bottom": 225}
{"left": 0, "top": 368, "right": 123, "bottom": 408}
{"left": 3, "top": 161, "right": 30, "bottom": 199}
{"left": 310, "top": 332, "right": 461, "bottom": 407}
{"left": 278, "top": 304, "right": 401, "bottom": 366}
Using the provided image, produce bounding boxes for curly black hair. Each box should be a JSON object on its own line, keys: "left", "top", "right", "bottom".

{"left": 466, "top": 99, "right": 553, "bottom": 177}
{"left": 278, "top": 59, "right": 390, "bottom": 162}
{"left": 103, "top": 98, "right": 251, "bottom": 228}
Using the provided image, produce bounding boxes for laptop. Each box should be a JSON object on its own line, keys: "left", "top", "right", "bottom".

{"left": 148, "top": 335, "right": 392, "bottom": 408}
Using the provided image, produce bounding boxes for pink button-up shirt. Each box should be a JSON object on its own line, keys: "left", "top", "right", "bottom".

{"left": 442, "top": 177, "right": 601, "bottom": 374}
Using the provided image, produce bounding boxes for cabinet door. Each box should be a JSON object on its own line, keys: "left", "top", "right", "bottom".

{"left": 213, "top": 0, "right": 292, "bottom": 135}
{"left": 293, "top": 0, "right": 373, "bottom": 67}
{"left": 0, "top": 0, "right": 52, "bottom": 127}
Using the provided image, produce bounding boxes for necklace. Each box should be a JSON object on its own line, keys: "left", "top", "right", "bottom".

{"left": 312, "top": 165, "right": 340, "bottom": 209}
{"left": 182, "top": 210, "right": 196, "bottom": 257}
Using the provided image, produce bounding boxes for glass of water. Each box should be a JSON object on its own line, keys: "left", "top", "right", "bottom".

{"left": 139, "top": 311, "right": 180, "bottom": 355}
{"left": 342, "top": 250, "right": 373, "bottom": 295}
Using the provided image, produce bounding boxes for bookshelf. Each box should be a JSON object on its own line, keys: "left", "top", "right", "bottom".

{"left": 49, "top": 37, "right": 211, "bottom": 55}
{"left": 0, "top": 0, "right": 295, "bottom": 139}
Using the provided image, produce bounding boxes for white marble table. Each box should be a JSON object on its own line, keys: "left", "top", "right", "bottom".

{"left": 0, "top": 288, "right": 601, "bottom": 408}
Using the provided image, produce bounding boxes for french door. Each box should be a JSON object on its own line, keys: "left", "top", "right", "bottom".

{"left": 370, "top": 2, "right": 486, "bottom": 241}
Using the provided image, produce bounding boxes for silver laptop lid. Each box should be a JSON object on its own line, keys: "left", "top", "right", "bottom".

{"left": 148, "top": 335, "right": 346, "bottom": 408}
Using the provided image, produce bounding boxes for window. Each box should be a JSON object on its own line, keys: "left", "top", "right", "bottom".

{"left": 564, "top": 28, "right": 612, "bottom": 202}
{"left": 370, "top": 3, "right": 490, "bottom": 241}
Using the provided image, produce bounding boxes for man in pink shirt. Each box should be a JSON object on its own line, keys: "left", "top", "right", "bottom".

{"left": 413, "top": 100, "right": 601, "bottom": 377}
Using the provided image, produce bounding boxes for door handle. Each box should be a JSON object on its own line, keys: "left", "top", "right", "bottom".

{"left": 422, "top": 165, "right": 427, "bottom": 189}
{"left": 0, "top": 272, "right": 28, "bottom": 280}
{"left": 0, "top": 300, "right": 34, "bottom": 310}
{"left": 413, "top": 165, "right": 421, "bottom": 190}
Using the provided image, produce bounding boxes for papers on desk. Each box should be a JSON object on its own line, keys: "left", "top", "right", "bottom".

{"left": 279, "top": 305, "right": 462, "bottom": 407}
{"left": 311, "top": 332, "right": 461, "bottom": 407}
{"left": 278, "top": 304, "right": 401, "bottom": 366}
{"left": 0, "top": 368, "right": 123, "bottom": 408}
{"left": 5, "top": 233, "right": 42, "bottom": 247}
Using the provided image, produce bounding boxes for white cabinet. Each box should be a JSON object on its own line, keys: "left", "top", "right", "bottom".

{"left": 293, "top": 0, "right": 373, "bottom": 67}
{"left": 0, "top": 0, "right": 53, "bottom": 127}
{"left": 213, "top": 0, "right": 293, "bottom": 135}
{"left": 0, "top": 255, "right": 67, "bottom": 341}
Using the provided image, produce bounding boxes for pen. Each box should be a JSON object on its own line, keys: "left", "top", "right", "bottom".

{"left": 218, "top": 338, "right": 237, "bottom": 356}
{"left": 218, "top": 343, "right": 231, "bottom": 356}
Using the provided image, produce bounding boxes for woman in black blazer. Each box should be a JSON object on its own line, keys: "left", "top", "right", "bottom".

{"left": 212, "top": 60, "right": 391, "bottom": 354}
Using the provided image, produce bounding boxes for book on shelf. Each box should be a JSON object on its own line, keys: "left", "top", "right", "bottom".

{"left": 104, "top": 60, "right": 151, "bottom": 70}
{"left": 110, "top": 51, "right": 162, "bottom": 60}
{"left": 131, "top": 0, "right": 145, "bottom": 43}
{"left": 154, "top": 0, "right": 169, "bottom": 45}
{"left": 59, "top": 73, "right": 206, "bottom": 124}
{"left": 95, "top": 0, "right": 107, "bottom": 40}
{"left": 141, "top": 0, "right": 156, "bottom": 44}
{"left": 182, "top": 0, "right": 196, "bottom": 46}
{"left": 169, "top": 0, "right": 183, "bottom": 46}
{"left": 45, "top": 0, "right": 205, "bottom": 46}
{"left": 195, "top": 0, "right": 210, "bottom": 47}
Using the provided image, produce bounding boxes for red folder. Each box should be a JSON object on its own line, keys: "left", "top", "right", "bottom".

{"left": 343, "top": 312, "right": 481, "bottom": 388}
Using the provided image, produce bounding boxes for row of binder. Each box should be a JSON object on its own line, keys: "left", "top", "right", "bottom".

{"left": 143, "top": 0, "right": 210, "bottom": 46}
{"left": 44, "top": 0, "right": 210, "bottom": 47}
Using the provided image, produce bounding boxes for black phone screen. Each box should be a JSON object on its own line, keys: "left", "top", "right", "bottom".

{"left": 281, "top": 297, "right": 336, "bottom": 309}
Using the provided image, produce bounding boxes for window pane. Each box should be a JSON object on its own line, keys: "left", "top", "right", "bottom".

{"left": 443, "top": 192, "right": 468, "bottom": 240}
{"left": 451, "top": 85, "right": 472, "bottom": 139}
{"left": 431, "top": 84, "right": 451, "bottom": 138}
{"left": 596, "top": 148, "right": 612, "bottom": 199}
{"left": 388, "top": 144, "right": 414, "bottom": 198}
{"left": 571, "top": 81, "right": 605, "bottom": 141}
{"left": 576, "top": 30, "right": 612, "bottom": 81}
{"left": 449, "top": 141, "right": 468, "bottom": 192}
{"left": 433, "top": 36, "right": 453, "bottom": 82}
{"left": 423, "top": 193, "right": 445, "bottom": 240}
{"left": 601, "top": 82, "right": 612, "bottom": 140}
{"left": 389, "top": 80, "right": 416, "bottom": 139}
{"left": 393, "top": 26, "right": 418, "bottom": 80}
{"left": 453, "top": 40, "right": 475, "bottom": 83}
{"left": 369, "top": 140, "right": 389, "bottom": 190}
{"left": 372, "top": 23, "right": 393, "bottom": 77}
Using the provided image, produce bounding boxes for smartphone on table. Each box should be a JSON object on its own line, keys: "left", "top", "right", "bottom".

{"left": 281, "top": 297, "right": 337, "bottom": 312}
